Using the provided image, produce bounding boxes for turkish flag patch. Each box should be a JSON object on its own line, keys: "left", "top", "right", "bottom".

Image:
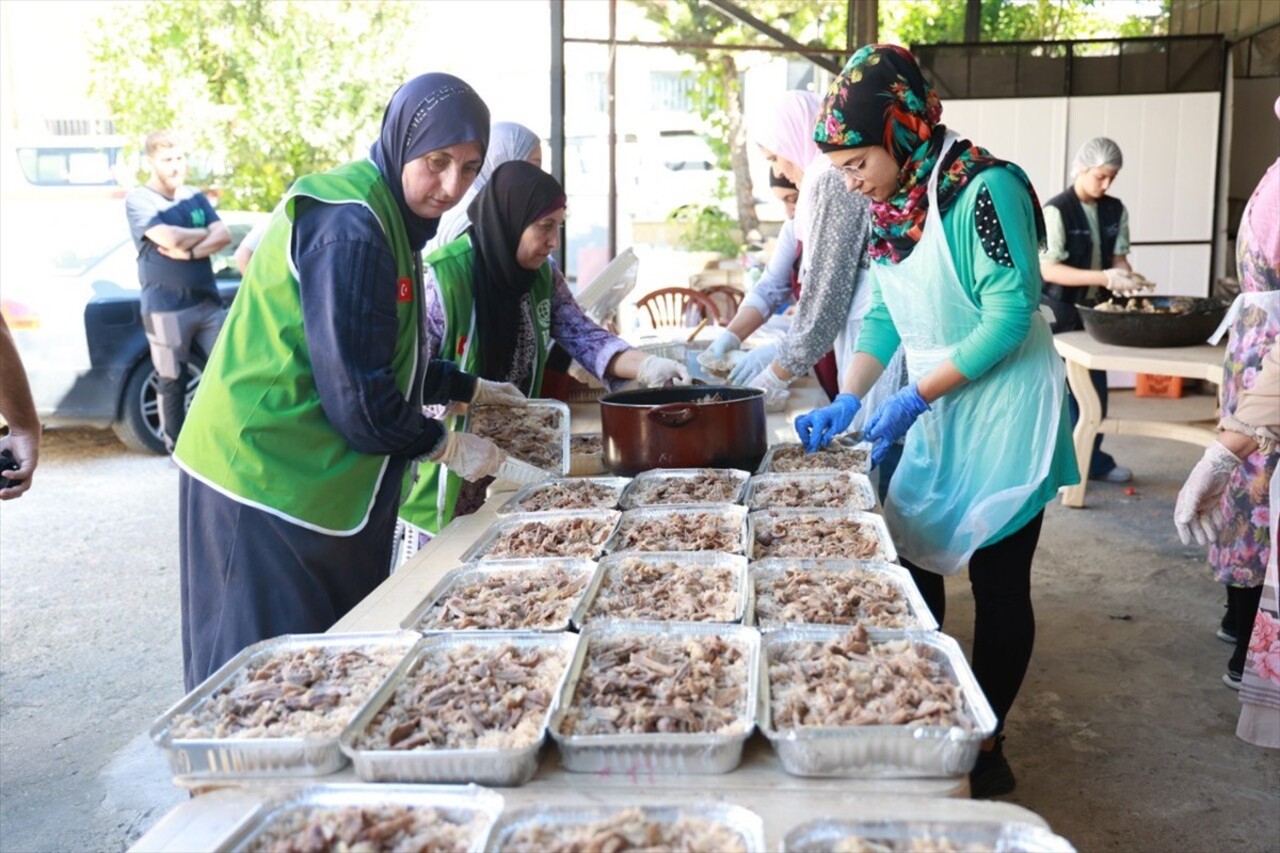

{"left": 397, "top": 277, "right": 412, "bottom": 302}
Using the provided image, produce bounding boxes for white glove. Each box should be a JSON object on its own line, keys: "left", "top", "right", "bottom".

{"left": 1174, "top": 442, "right": 1242, "bottom": 546}
{"left": 495, "top": 456, "right": 554, "bottom": 485}
{"left": 429, "top": 431, "right": 507, "bottom": 482}
{"left": 635, "top": 355, "right": 691, "bottom": 388}
{"left": 1102, "top": 268, "right": 1150, "bottom": 296}
{"left": 749, "top": 365, "right": 791, "bottom": 413}
{"left": 471, "top": 378, "right": 528, "bottom": 407}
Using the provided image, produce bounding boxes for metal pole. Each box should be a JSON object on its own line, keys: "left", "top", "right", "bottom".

{"left": 607, "top": 0, "right": 618, "bottom": 260}
{"left": 964, "top": 0, "right": 981, "bottom": 43}
{"left": 550, "top": 0, "right": 566, "bottom": 271}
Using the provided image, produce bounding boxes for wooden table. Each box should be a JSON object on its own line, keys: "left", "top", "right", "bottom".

{"left": 132, "top": 377, "right": 1067, "bottom": 850}
{"left": 1054, "top": 331, "right": 1224, "bottom": 508}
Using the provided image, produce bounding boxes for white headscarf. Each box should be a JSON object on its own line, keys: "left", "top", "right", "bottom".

{"left": 426, "top": 120, "right": 541, "bottom": 253}
{"left": 752, "top": 91, "right": 824, "bottom": 244}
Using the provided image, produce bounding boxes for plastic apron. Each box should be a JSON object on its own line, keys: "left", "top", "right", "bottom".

{"left": 874, "top": 134, "right": 1064, "bottom": 575}
{"left": 834, "top": 264, "right": 908, "bottom": 435}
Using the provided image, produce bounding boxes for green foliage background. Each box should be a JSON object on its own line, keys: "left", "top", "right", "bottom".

{"left": 88, "top": 0, "right": 416, "bottom": 211}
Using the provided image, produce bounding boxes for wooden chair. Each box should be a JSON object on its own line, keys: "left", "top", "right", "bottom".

{"left": 634, "top": 287, "right": 722, "bottom": 331}
{"left": 701, "top": 284, "right": 744, "bottom": 322}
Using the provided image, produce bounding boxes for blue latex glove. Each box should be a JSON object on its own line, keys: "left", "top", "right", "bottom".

{"left": 863, "top": 384, "right": 931, "bottom": 466}
{"left": 794, "top": 393, "right": 862, "bottom": 452}
{"left": 727, "top": 342, "right": 778, "bottom": 386}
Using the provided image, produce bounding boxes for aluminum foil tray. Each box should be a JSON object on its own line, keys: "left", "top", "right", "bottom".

{"left": 400, "top": 559, "right": 601, "bottom": 633}
{"left": 784, "top": 818, "right": 1076, "bottom": 852}
{"left": 468, "top": 399, "right": 571, "bottom": 476}
{"left": 572, "top": 551, "right": 751, "bottom": 627}
{"left": 747, "top": 507, "right": 897, "bottom": 563}
{"left": 340, "top": 632, "right": 579, "bottom": 787}
{"left": 496, "top": 477, "right": 630, "bottom": 517}
{"left": 548, "top": 620, "right": 760, "bottom": 775}
{"left": 604, "top": 504, "right": 749, "bottom": 555}
{"left": 757, "top": 438, "right": 872, "bottom": 475}
{"left": 486, "top": 802, "right": 767, "bottom": 853}
{"left": 743, "top": 471, "right": 877, "bottom": 512}
{"left": 459, "top": 509, "right": 620, "bottom": 563}
{"left": 219, "top": 783, "right": 503, "bottom": 853}
{"left": 618, "top": 467, "right": 751, "bottom": 509}
{"left": 150, "top": 631, "right": 418, "bottom": 783}
{"left": 747, "top": 559, "right": 937, "bottom": 632}
{"left": 760, "top": 626, "right": 997, "bottom": 777}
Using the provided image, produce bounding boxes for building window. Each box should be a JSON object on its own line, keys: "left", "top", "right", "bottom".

{"left": 650, "top": 71, "right": 696, "bottom": 112}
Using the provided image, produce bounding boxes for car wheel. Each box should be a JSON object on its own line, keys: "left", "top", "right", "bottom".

{"left": 111, "top": 358, "right": 205, "bottom": 454}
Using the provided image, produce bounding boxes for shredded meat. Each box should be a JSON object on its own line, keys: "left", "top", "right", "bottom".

{"left": 766, "top": 443, "right": 869, "bottom": 474}
{"left": 612, "top": 509, "right": 743, "bottom": 553}
{"left": 414, "top": 565, "right": 591, "bottom": 631}
{"left": 353, "top": 643, "right": 568, "bottom": 752}
{"left": 501, "top": 809, "right": 749, "bottom": 853}
{"left": 624, "top": 469, "right": 744, "bottom": 506}
{"left": 509, "top": 479, "right": 623, "bottom": 512}
{"left": 169, "top": 645, "right": 404, "bottom": 739}
{"left": 754, "top": 566, "right": 911, "bottom": 628}
{"left": 587, "top": 557, "right": 740, "bottom": 622}
{"left": 752, "top": 512, "right": 884, "bottom": 560}
{"left": 748, "top": 473, "right": 873, "bottom": 510}
{"left": 559, "top": 635, "right": 750, "bottom": 736}
{"left": 471, "top": 405, "right": 564, "bottom": 471}
{"left": 480, "top": 516, "right": 615, "bottom": 560}
{"left": 769, "top": 627, "right": 970, "bottom": 730}
{"left": 244, "top": 804, "right": 487, "bottom": 853}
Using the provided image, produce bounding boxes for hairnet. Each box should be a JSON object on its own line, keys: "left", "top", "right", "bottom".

{"left": 1072, "top": 137, "right": 1123, "bottom": 174}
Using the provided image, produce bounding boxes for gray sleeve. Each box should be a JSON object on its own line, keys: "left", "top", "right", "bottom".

{"left": 775, "top": 171, "right": 872, "bottom": 377}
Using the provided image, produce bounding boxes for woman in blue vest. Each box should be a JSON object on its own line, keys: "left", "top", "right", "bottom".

{"left": 398, "top": 160, "right": 687, "bottom": 541}
{"left": 796, "top": 45, "right": 1079, "bottom": 797}
{"left": 173, "top": 74, "right": 529, "bottom": 690}
{"left": 1039, "top": 137, "right": 1153, "bottom": 483}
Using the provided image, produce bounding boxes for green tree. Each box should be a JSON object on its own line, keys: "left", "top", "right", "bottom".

{"left": 878, "top": 0, "right": 1168, "bottom": 46}
{"left": 87, "top": 0, "right": 416, "bottom": 210}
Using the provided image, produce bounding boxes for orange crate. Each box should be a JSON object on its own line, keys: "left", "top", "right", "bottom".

{"left": 1135, "top": 373, "right": 1183, "bottom": 398}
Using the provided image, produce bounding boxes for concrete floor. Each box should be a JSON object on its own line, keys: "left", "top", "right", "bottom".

{"left": 0, "top": 389, "right": 1276, "bottom": 851}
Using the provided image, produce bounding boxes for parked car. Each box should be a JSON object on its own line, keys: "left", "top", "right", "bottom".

{"left": 1, "top": 208, "right": 267, "bottom": 453}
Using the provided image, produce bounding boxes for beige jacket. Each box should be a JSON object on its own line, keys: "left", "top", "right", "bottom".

{"left": 1222, "top": 345, "right": 1280, "bottom": 454}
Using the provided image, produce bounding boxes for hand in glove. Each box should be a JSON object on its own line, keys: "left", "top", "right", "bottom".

{"left": 748, "top": 365, "right": 791, "bottom": 413}
{"left": 727, "top": 342, "right": 778, "bottom": 386}
{"left": 697, "top": 329, "right": 742, "bottom": 372}
{"left": 471, "top": 378, "right": 528, "bottom": 407}
{"left": 1102, "top": 268, "right": 1141, "bottom": 295}
{"left": 635, "top": 355, "right": 690, "bottom": 387}
{"left": 794, "top": 393, "right": 862, "bottom": 453}
{"left": 1174, "top": 442, "right": 1241, "bottom": 546}
{"left": 863, "top": 384, "right": 930, "bottom": 466}
{"left": 429, "top": 431, "right": 507, "bottom": 482}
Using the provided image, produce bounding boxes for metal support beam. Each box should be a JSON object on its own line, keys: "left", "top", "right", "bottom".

{"left": 964, "top": 0, "right": 981, "bottom": 43}
{"left": 550, "top": 0, "right": 566, "bottom": 271}
{"left": 702, "top": 0, "right": 843, "bottom": 74}
{"left": 856, "top": 0, "right": 878, "bottom": 47}
{"left": 607, "top": 0, "right": 618, "bottom": 261}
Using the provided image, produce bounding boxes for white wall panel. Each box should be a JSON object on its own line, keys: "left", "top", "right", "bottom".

{"left": 1065, "top": 93, "right": 1219, "bottom": 243}
{"left": 940, "top": 98, "right": 1069, "bottom": 204}
{"left": 1126, "top": 244, "right": 1213, "bottom": 296}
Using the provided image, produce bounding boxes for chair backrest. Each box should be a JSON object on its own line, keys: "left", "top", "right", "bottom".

{"left": 701, "top": 284, "right": 743, "bottom": 322}
{"left": 634, "top": 287, "right": 722, "bottom": 330}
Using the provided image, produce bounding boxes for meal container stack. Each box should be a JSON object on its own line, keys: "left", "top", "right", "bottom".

{"left": 486, "top": 803, "right": 768, "bottom": 853}
{"left": 467, "top": 400, "right": 572, "bottom": 477}
{"left": 783, "top": 818, "right": 1076, "bottom": 852}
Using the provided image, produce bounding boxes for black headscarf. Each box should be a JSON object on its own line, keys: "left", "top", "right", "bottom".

{"left": 769, "top": 170, "right": 798, "bottom": 191}
{"left": 466, "top": 160, "right": 566, "bottom": 382}
{"left": 369, "top": 73, "right": 490, "bottom": 251}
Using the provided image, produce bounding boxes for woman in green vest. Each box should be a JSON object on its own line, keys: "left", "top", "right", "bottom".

{"left": 397, "top": 160, "right": 688, "bottom": 547}
{"left": 173, "top": 74, "right": 529, "bottom": 691}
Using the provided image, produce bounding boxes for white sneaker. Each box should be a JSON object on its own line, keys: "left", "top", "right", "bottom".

{"left": 1091, "top": 465, "right": 1132, "bottom": 483}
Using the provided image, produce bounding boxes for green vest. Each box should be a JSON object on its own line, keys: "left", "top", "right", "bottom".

{"left": 174, "top": 160, "right": 419, "bottom": 534}
{"left": 397, "top": 235, "right": 553, "bottom": 533}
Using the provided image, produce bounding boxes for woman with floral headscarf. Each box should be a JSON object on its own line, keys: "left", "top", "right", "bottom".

{"left": 795, "top": 45, "right": 1079, "bottom": 796}
{"left": 173, "top": 74, "right": 528, "bottom": 690}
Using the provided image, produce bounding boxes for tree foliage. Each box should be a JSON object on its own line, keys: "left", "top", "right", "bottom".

{"left": 878, "top": 0, "right": 1169, "bottom": 46}
{"left": 87, "top": 0, "right": 415, "bottom": 210}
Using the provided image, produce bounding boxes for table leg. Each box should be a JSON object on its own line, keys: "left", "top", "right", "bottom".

{"left": 1060, "top": 359, "right": 1101, "bottom": 508}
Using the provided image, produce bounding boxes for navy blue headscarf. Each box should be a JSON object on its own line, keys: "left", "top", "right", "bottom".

{"left": 370, "top": 73, "right": 490, "bottom": 251}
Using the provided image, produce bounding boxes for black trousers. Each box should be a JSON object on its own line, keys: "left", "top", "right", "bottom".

{"left": 179, "top": 468, "right": 402, "bottom": 691}
{"left": 903, "top": 510, "right": 1046, "bottom": 735}
{"left": 1228, "top": 584, "right": 1264, "bottom": 675}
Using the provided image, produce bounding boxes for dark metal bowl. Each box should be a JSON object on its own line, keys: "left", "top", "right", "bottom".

{"left": 1077, "top": 297, "right": 1227, "bottom": 348}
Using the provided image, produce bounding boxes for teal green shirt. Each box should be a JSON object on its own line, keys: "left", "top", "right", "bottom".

{"left": 856, "top": 168, "right": 1079, "bottom": 546}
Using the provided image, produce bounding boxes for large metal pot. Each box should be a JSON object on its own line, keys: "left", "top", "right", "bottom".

{"left": 599, "top": 385, "right": 766, "bottom": 476}
{"left": 1077, "top": 296, "right": 1228, "bottom": 348}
